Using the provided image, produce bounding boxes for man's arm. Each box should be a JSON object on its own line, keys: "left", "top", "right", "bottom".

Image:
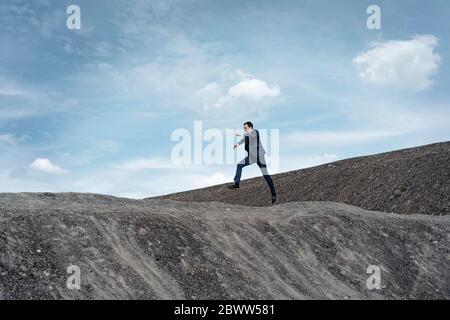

{"left": 234, "top": 138, "right": 244, "bottom": 149}
{"left": 234, "top": 132, "right": 246, "bottom": 149}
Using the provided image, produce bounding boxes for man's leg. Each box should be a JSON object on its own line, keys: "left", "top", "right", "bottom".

{"left": 257, "top": 155, "right": 276, "bottom": 197}
{"left": 233, "top": 157, "right": 250, "bottom": 187}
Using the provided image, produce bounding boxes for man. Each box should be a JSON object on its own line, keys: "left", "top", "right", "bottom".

{"left": 228, "top": 121, "right": 277, "bottom": 205}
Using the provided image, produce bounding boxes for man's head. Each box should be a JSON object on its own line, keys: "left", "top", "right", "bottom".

{"left": 243, "top": 121, "right": 253, "bottom": 133}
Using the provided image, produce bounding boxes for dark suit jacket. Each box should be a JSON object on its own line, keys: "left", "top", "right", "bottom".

{"left": 237, "top": 129, "right": 266, "bottom": 159}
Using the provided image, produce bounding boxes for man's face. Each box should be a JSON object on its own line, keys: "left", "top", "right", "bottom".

{"left": 243, "top": 124, "right": 251, "bottom": 133}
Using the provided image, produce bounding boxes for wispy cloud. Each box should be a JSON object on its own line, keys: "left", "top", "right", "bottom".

{"left": 0, "top": 79, "right": 78, "bottom": 120}
{"left": 0, "top": 75, "right": 28, "bottom": 96}
{"left": 0, "top": 134, "right": 18, "bottom": 145}
{"left": 0, "top": 133, "right": 31, "bottom": 146}
{"left": 0, "top": 84, "right": 27, "bottom": 96}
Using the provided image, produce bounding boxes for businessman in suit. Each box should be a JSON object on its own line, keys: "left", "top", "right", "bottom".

{"left": 228, "top": 121, "right": 277, "bottom": 205}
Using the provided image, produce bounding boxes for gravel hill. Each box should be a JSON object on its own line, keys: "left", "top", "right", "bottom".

{"left": 0, "top": 193, "right": 448, "bottom": 300}
{"left": 158, "top": 141, "right": 450, "bottom": 215}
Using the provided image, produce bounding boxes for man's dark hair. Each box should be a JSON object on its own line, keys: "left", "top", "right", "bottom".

{"left": 243, "top": 121, "right": 254, "bottom": 128}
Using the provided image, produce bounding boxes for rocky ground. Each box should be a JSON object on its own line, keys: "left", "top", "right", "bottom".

{"left": 158, "top": 141, "right": 450, "bottom": 215}
{"left": 0, "top": 193, "right": 448, "bottom": 300}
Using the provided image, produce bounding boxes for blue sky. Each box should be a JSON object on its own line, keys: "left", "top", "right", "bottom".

{"left": 1, "top": 0, "right": 449, "bottom": 198}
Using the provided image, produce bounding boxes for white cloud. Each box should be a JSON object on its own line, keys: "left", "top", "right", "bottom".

{"left": 198, "top": 77, "right": 281, "bottom": 111}
{"left": 30, "top": 158, "right": 69, "bottom": 175}
{"left": 228, "top": 78, "right": 281, "bottom": 100}
{"left": 353, "top": 35, "right": 441, "bottom": 91}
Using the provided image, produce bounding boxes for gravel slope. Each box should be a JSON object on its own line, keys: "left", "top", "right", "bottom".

{"left": 0, "top": 193, "right": 448, "bottom": 300}
{"left": 157, "top": 141, "right": 450, "bottom": 215}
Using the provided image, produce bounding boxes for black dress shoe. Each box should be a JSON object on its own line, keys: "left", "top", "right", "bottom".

{"left": 227, "top": 184, "right": 240, "bottom": 190}
{"left": 271, "top": 195, "right": 277, "bottom": 205}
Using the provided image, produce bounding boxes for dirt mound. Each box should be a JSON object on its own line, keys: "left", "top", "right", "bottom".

{"left": 157, "top": 141, "right": 450, "bottom": 215}
{"left": 0, "top": 193, "right": 448, "bottom": 299}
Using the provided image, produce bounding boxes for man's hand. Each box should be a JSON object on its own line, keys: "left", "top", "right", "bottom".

{"left": 235, "top": 133, "right": 242, "bottom": 137}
